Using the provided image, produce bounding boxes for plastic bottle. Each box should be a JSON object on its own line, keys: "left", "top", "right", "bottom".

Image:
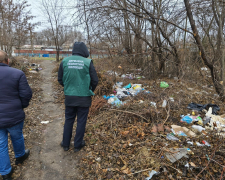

{"left": 202, "top": 140, "right": 211, "bottom": 146}
{"left": 192, "top": 125, "right": 205, "bottom": 132}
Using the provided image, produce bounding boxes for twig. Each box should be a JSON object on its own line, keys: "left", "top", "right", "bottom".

{"left": 162, "top": 101, "right": 170, "bottom": 126}
{"left": 220, "top": 167, "right": 225, "bottom": 180}
{"left": 128, "top": 168, "right": 152, "bottom": 175}
{"left": 207, "top": 170, "right": 215, "bottom": 180}
{"left": 210, "top": 159, "right": 225, "bottom": 168}
{"left": 109, "top": 109, "right": 149, "bottom": 122}
{"left": 195, "top": 145, "right": 218, "bottom": 179}
{"left": 161, "top": 163, "right": 182, "bottom": 174}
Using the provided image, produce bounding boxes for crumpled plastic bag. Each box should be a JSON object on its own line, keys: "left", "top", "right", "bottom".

{"left": 145, "top": 170, "right": 159, "bottom": 180}
{"left": 187, "top": 103, "right": 220, "bottom": 115}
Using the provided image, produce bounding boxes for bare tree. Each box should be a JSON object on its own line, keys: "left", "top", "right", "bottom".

{"left": 41, "top": 0, "right": 69, "bottom": 61}
{"left": 184, "top": 0, "right": 224, "bottom": 101}
{"left": 0, "top": 0, "right": 34, "bottom": 56}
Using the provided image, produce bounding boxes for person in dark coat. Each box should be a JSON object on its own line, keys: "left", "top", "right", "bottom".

{"left": 58, "top": 42, "right": 98, "bottom": 152}
{"left": 0, "top": 50, "right": 32, "bottom": 180}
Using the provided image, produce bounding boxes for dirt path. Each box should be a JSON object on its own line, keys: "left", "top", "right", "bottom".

{"left": 22, "top": 60, "right": 80, "bottom": 180}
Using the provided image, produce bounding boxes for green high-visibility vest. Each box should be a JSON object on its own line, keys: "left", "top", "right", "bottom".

{"left": 62, "top": 55, "right": 94, "bottom": 96}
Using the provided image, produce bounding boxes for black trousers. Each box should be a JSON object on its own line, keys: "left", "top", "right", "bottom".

{"left": 62, "top": 106, "right": 89, "bottom": 148}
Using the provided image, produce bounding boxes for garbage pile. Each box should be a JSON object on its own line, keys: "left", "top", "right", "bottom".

{"left": 28, "top": 63, "right": 42, "bottom": 73}
{"left": 103, "top": 82, "right": 151, "bottom": 107}
{"left": 81, "top": 83, "right": 225, "bottom": 179}
{"left": 53, "top": 66, "right": 225, "bottom": 179}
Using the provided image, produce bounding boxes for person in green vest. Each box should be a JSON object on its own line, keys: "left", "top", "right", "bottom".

{"left": 58, "top": 42, "right": 98, "bottom": 152}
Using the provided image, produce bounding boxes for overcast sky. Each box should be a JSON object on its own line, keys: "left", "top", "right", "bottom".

{"left": 26, "top": 0, "right": 45, "bottom": 31}
{"left": 26, "top": 0, "right": 76, "bottom": 32}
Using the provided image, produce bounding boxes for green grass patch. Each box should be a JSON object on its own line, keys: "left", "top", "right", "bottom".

{"left": 31, "top": 57, "right": 57, "bottom": 61}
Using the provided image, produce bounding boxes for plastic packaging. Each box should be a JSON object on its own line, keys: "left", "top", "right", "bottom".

{"left": 108, "top": 97, "right": 123, "bottom": 107}
{"left": 150, "top": 102, "right": 157, "bottom": 108}
{"left": 103, "top": 95, "right": 115, "bottom": 100}
{"left": 166, "top": 133, "right": 179, "bottom": 141}
{"left": 181, "top": 116, "right": 193, "bottom": 124}
{"left": 133, "top": 85, "right": 142, "bottom": 90}
{"left": 116, "top": 82, "right": 123, "bottom": 87}
{"left": 162, "top": 100, "right": 167, "bottom": 108}
{"left": 132, "top": 84, "right": 142, "bottom": 91}
{"left": 197, "top": 119, "right": 203, "bottom": 126}
{"left": 202, "top": 140, "right": 211, "bottom": 146}
{"left": 169, "top": 97, "right": 174, "bottom": 102}
{"left": 145, "top": 170, "right": 159, "bottom": 180}
{"left": 123, "top": 83, "right": 132, "bottom": 89}
{"left": 187, "top": 141, "right": 193, "bottom": 145}
{"left": 165, "top": 148, "right": 188, "bottom": 163}
{"left": 196, "top": 142, "right": 204, "bottom": 146}
{"left": 203, "top": 116, "right": 211, "bottom": 125}
{"left": 192, "top": 125, "right": 205, "bottom": 132}
{"left": 206, "top": 107, "right": 212, "bottom": 117}
{"left": 160, "top": 81, "right": 169, "bottom": 88}
{"left": 177, "top": 131, "right": 187, "bottom": 136}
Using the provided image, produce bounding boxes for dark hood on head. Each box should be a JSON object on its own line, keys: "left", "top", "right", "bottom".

{"left": 72, "top": 42, "right": 89, "bottom": 58}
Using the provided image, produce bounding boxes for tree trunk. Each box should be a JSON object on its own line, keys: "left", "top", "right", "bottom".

{"left": 184, "top": 0, "right": 224, "bottom": 101}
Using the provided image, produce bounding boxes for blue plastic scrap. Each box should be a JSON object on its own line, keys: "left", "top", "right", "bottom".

{"left": 181, "top": 116, "right": 193, "bottom": 124}
{"left": 103, "top": 95, "right": 115, "bottom": 100}
{"left": 123, "top": 83, "right": 132, "bottom": 89}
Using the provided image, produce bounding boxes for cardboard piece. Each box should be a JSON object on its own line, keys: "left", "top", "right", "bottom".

{"left": 171, "top": 125, "right": 196, "bottom": 137}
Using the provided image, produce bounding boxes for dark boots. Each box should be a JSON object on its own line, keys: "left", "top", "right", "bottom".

{"left": 2, "top": 168, "right": 13, "bottom": 180}
{"left": 60, "top": 141, "right": 69, "bottom": 151}
{"left": 15, "top": 149, "right": 30, "bottom": 165}
{"left": 74, "top": 140, "right": 85, "bottom": 152}
{"left": 2, "top": 150, "right": 29, "bottom": 180}
{"left": 61, "top": 140, "right": 86, "bottom": 152}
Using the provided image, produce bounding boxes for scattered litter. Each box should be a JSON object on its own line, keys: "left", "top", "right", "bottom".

{"left": 29, "top": 70, "right": 38, "bottom": 73}
{"left": 107, "top": 70, "right": 119, "bottom": 76}
{"left": 201, "top": 67, "right": 208, "bottom": 71}
{"left": 123, "top": 83, "right": 131, "bottom": 89}
{"left": 169, "top": 97, "right": 174, "bottom": 102}
{"left": 41, "top": 121, "right": 49, "bottom": 124}
{"left": 202, "top": 140, "right": 211, "bottom": 146}
{"left": 187, "top": 103, "right": 220, "bottom": 115}
{"left": 187, "top": 141, "right": 193, "bottom": 145}
{"left": 165, "top": 148, "right": 189, "bottom": 163}
{"left": 160, "top": 81, "right": 169, "bottom": 88}
{"left": 192, "top": 125, "right": 205, "bottom": 132}
{"left": 171, "top": 125, "right": 196, "bottom": 137}
{"left": 177, "top": 131, "right": 187, "bottom": 136}
{"left": 185, "top": 163, "right": 189, "bottom": 168}
{"left": 145, "top": 170, "right": 159, "bottom": 180}
{"left": 150, "top": 102, "right": 156, "bottom": 108}
{"left": 190, "top": 162, "right": 196, "bottom": 167}
{"left": 107, "top": 96, "right": 124, "bottom": 107}
{"left": 196, "top": 142, "right": 204, "bottom": 146}
{"left": 95, "top": 157, "right": 101, "bottom": 162}
{"left": 104, "top": 82, "right": 150, "bottom": 107}
{"left": 166, "top": 134, "right": 179, "bottom": 141}
{"left": 162, "top": 100, "right": 167, "bottom": 108}
{"left": 181, "top": 116, "right": 193, "bottom": 124}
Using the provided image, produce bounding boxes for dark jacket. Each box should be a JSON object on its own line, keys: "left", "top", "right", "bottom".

{"left": 0, "top": 63, "right": 32, "bottom": 128}
{"left": 58, "top": 42, "right": 98, "bottom": 107}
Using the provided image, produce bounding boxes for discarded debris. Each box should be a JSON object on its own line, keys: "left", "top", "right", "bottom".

{"left": 165, "top": 148, "right": 189, "bottom": 163}
{"left": 41, "top": 121, "right": 50, "bottom": 124}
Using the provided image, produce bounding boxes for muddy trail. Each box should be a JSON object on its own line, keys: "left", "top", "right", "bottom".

{"left": 8, "top": 60, "right": 82, "bottom": 180}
